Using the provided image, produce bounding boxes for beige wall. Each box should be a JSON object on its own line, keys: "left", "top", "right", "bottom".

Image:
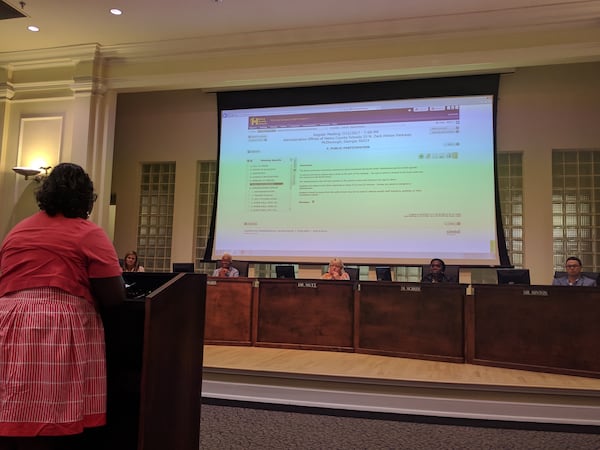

{"left": 110, "top": 62, "right": 600, "bottom": 284}
{"left": 111, "top": 90, "right": 218, "bottom": 262}
{"left": 0, "top": 99, "right": 71, "bottom": 235}
{"left": 497, "top": 63, "right": 600, "bottom": 282}
{"left": 0, "top": 47, "right": 117, "bottom": 238}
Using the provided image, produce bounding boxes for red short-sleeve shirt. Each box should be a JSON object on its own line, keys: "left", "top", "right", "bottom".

{"left": 0, "top": 211, "right": 122, "bottom": 303}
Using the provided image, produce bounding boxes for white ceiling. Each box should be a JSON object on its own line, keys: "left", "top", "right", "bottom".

{"left": 2, "top": 0, "right": 600, "bottom": 55}
{"left": 1, "top": 0, "right": 599, "bottom": 91}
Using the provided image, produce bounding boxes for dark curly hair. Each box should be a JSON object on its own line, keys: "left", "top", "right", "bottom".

{"left": 36, "top": 163, "right": 96, "bottom": 219}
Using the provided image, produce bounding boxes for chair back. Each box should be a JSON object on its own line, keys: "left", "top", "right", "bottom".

{"left": 231, "top": 261, "right": 249, "bottom": 277}
{"left": 344, "top": 267, "right": 359, "bottom": 281}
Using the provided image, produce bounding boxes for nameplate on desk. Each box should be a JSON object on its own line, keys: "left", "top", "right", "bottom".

{"left": 401, "top": 285, "right": 421, "bottom": 292}
{"left": 523, "top": 289, "right": 549, "bottom": 296}
{"left": 207, "top": 280, "right": 217, "bottom": 286}
{"left": 297, "top": 282, "right": 318, "bottom": 288}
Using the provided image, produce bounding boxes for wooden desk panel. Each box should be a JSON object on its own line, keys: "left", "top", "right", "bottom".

{"left": 205, "top": 278, "right": 254, "bottom": 345}
{"left": 472, "top": 284, "right": 600, "bottom": 378}
{"left": 257, "top": 279, "right": 355, "bottom": 350}
{"left": 357, "top": 282, "right": 466, "bottom": 362}
{"left": 201, "top": 279, "right": 600, "bottom": 378}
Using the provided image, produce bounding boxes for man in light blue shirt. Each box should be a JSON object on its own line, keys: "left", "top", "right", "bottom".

{"left": 552, "top": 256, "right": 597, "bottom": 286}
{"left": 212, "top": 253, "right": 240, "bottom": 278}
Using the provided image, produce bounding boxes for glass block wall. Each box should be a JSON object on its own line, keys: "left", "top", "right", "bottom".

{"left": 552, "top": 150, "right": 600, "bottom": 272}
{"left": 496, "top": 152, "right": 524, "bottom": 268}
{"left": 254, "top": 263, "right": 274, "bottom": 278}
{"left": 194, "top": 161, "right": 217, "bottom": 274}
{"left": 136, "top": 162, "right": 175, "bottom": 272}
{"left": 393, "top": 266, "right": 422, "bottom": 282}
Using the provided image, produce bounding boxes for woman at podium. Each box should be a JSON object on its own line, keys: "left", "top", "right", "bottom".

{"left": 0, "top": 163, "right": 125, "bottom": 448}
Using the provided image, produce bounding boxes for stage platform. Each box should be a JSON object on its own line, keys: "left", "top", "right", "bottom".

{"left": 202, "top": 345, "right": 600, "bottom": 426}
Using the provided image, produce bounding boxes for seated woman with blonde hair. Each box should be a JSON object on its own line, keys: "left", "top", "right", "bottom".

{"left": 321, "top": 258, "right": 350, "bottom": 280}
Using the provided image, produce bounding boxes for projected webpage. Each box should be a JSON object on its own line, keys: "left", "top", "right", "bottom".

{"left": 215, "top": 95, "right": 498, "bottom": 265}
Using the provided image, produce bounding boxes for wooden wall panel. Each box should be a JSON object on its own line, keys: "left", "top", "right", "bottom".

{"left": 205, "top": 278, "right": 254, "bottom": 345}
{"left": 472, "top": 284, "right": 600, "bottom": 378}
{"left": 357, "top": 282, "right": 465, "bottom": 362}
{"left": 257, "top": 279, "right": 355, "bottom": 350}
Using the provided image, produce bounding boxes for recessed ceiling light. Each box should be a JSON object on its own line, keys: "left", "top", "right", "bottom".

{"left": 27, "top": 25, "right": 39, "bottom": 32}
{"left": 110, "top": 8, "right": 123, "bottom": 15}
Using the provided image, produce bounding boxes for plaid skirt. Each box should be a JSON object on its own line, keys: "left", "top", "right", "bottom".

{"left": 0, "top": 287, "right": 106, "bottom": 436}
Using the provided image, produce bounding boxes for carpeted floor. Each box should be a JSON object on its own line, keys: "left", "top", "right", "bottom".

{"left": 199, "top": 401, "right": 600, "bottom": 450}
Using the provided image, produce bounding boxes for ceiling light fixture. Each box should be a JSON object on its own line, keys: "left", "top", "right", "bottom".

{"left": 27, "top": 25, "right": 39, "bottom": 32}
{"left": 110, "top": 8, "right": 123, "bottom": 15}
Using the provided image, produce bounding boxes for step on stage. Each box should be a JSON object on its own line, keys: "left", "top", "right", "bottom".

{"left": 202, "top": 345, "right": 600, "bottom": 427}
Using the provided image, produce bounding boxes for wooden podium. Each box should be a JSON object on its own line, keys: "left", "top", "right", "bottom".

{"left": 101, "top": 272, "right": 206, "bottom": 450}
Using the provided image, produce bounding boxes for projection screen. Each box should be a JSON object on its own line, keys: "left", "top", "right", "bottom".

{"left": 210, "top": 76, "right": 508, "bottom": 266}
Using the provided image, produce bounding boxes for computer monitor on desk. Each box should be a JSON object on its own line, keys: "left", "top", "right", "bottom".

{"left": 376, "top": 267, "right": 392, "bottom": 281}
{"left": 122, "top": 272, "right": 179, "bottom": 299}
{"left": 173, "top": 262, "right": 194, "bottom": 273}
{"left": 496, "top": 269, "right": 530, "bottom": 285}
{"left": 275, "top": 265, "right": 296, "bottom": 279}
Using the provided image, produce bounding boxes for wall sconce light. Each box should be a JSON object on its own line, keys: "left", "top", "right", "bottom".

{"left": 13, "top": 166, "right": 51, "bottom": 182}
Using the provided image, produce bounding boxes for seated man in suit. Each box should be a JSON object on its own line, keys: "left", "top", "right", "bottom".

{"left": 212, "top": 252, "right": 239, "bottom": 278}
{"left": 421, "top": 258, "right": 456, "bottom": 283}
{"left": 552, "top": 256, "right": 596, "bottom": 286}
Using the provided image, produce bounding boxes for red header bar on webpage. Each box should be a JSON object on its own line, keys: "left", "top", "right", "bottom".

{"left": 248, "top": 108, "right": 459, "bottom": 129}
